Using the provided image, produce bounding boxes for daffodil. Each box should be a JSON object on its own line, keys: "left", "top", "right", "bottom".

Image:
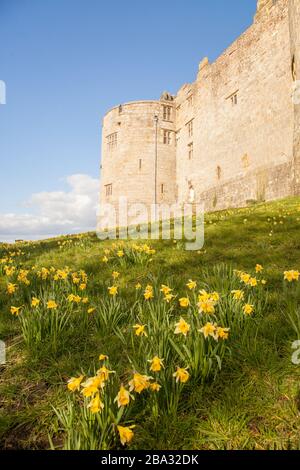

{"left": 186, "top": 279, "right": 197, "bottom": 290}
{"left": 128, "top": 373, "right": 151, "bottom": 393}
{"left": 249, "top": 277, "right": 258, "bottom": 287}
{"left": 243, "top": 304, "right": 254, "bottom": 316}
{"left": 99, "top": 354, "right": 108, "bottom": 361}
{"left": 4, "top": 266, "right": 16, "bottom": 277}
{"left": 144, "top": 285, "right": 154, "bottom": 300}
{"left": 67, "top": 375, "right": 84, "bottom": 392}
{"left": 174, "top": 317, "right": 190, "bottom": 336}
{"left": 198, "top": 299, "right": 215, "bottom": 315}
{"left": 231, "top": 290, "right": 244, "bottom": 300}
{"left": 79, "top": 283, "right": 86, "bottom": 291}
{"left": 284, "top": 270, "right": 300, "bottom": 282}
{"left": 164, "top": 293, "right": 175, "bottom": 303}
{"left": 97, "top": 365, "right": 115, "bottom": 382}
{"left": 47, "top": 300, "right": 57, "bottom": 309}
{"left": 179, "top": 297, "right": 190, "bottom": 308}
{"left": 133, "top": 324, "right": 148, "bottom": 337}
{"left": 112, "top": 271, "right": 120, "bottom": 279}
{"left": 117, "top": 425, "right": 135, "bottom": 446}
{"left": 149, "top": 382, "right": 161, "bottom": 392}
{"left": 108, "top": 286, "right": 118, "bottom": 296}
{"left": 117, "top": 250, "right": 124, "bottom": 258}
{"left": 102, "top": 256, "right": 109, "bottom": 263}
{"left": 160, "top": 284, "right": 172, "bottom": 295}
{"left": 10, "top": 306, "right": 22, "bottom": 316}
{"left": 82, "top": 297, "right": 89, "bottom": 304}
{"left": 148, "top": 356, "right": 164, "bottom": 372}
{"left": 115, "top": 385, "right": 131, "bottom": 407}
{"left": 215, "top": 326, "right": 230, "bottom": 341}
{"left": 87, "top": 307, "right": 96, "bottom": 314}
{"left": 87, "top": 393, "right": 104, "bottom": 414}
{"left": 211, "top": 292, "right": 220, "bottom": 302}
{"left": 7, "top": 283, "right": 17, "bottom": 294}
{"left": 81, "top": 376, "right": 104, "bottom": 397}
{"left": 255, "top": 264, "right": 263, "bottom": 273}
{"left": 31, "top": 297, "right": 40, "bottom": 307}
{"left": 135, "top": 282, "right": 142, "bottom": 290}
{"left": 240, "top": 272, "right": 251, "bottom": 284}
{"left": 173, "top": 367, "right": 190, "bottom": 384}
{"left": 199, "top": 322, "right": 216, "bottom": 339}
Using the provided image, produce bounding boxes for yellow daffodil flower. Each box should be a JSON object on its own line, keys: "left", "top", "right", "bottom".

{"left": 117, "top": 425, "right": 135, "bottom": 446}
{"left": 99, "top": 354, "right": 108, "bottom": 361}
{"left": 179, "top": 297, "right": 190, "bottom": 308}
{"left": 243, "top": 304, "right": 254, "bottom": 316}
{"left": 133, "top": 324, "right": 148, "bottom": 337}
{"left": 7, "top": 283, "right": 17, "bottom": 294}
{"left": 199, "top": 322, "right": 216, "bottom": 339}
{"left": 174, "top": 317, "right": 190, "bottom": 337}
{"left": 10, "top": 306, "right": 22, "bottom": 316}
{"left": 284, "top": 270, "right": 300, "bottom": 282}
{"left": 115, "top": 385, "right": 130, "bottom": 407}
{"left": 87, "top": 393, "right": 104, "bottom": 414}
{"left": 149, "top": 356, "right": 164, "bottom": 372}
{"left": 173, "top": 367, "right": 190, "bottom": 384}
{"left": 67, "top": 375, "right": 84, "bottom": 392}
{"left": 149, "top": 382, "right": 161, "bottom": 392}
{"left": 255, "top": 264, "right": 263, "bottom": 273}
{"left": 108, "top": 286, "right": 118, "bottom": 296}
{"left": 128, "top": 373, "right": 151, "bottom": 394}
{"left": 186, "top": 280, "right": 197, "bottom": 290}
{"left": 160, "top": 284, "right": 172, "bottom": 295}
{"left": 31, "top": 297, "right": 40, "bottom": 307}
{"left": 231, "top": 290, "right": 244, "bottom": 300}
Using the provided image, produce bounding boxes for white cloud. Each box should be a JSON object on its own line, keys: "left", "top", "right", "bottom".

{"left": 0, "top": 174, "right": 99, "bottom": 242}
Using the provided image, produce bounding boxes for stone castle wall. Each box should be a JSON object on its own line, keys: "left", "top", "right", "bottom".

{"left": 100, "top": 0, "right": 299, "bottom": 219}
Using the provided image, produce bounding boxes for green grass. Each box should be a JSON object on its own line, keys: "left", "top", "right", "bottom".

{"left": 1, "top": 197, "right": 300, "bottom": 450}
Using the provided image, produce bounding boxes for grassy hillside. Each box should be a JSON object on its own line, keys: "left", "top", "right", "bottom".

{"left": 1, "top": 197, "right": 300, "bottom": 450}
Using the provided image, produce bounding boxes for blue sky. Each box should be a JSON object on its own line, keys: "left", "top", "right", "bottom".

{"left": 0, "top": 0, "right": 257, "bottom": 241}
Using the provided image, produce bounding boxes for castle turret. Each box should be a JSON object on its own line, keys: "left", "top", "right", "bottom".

{"left": 100, "top": 99, "right": 176, "bottom": 225}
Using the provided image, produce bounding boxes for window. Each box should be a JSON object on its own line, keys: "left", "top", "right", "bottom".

{"left": 139, "top": 159, "right": 142, "bottom": 170}
{"left": 163, "top": 105, "right": 172, "bottom": 121}
{"left": 163, "top": 130, "right": 171, "bottom": 145}
{"left": 187, "top": 119, "right": 193, "bottom": 138}
{"left": 187, "top": 94, "right": 193, "bottom": 107}
{"left": 231, "top": 93, "right": 238, "bottom": 105}
{"left": 216, "top": 165, "right": 222, "bottom": 180}
{"left": 118, "top": 105, "right": 123, "bottom": 114}
{"left": 107, "top": 132, "right": 118, "bottom": 150}
{"left": 105, "top": 184, "right": 112, "bottom": 196}
{"left": 161, "top": 184, "right": 164, "bottom": 194}
{"left": 188, "top": 142, "right": 193, "bottom": 160}
{"left": 227, "top": 91, "right": 238, "bottom": 106}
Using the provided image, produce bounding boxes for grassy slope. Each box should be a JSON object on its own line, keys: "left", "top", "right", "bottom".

{"left": 1, "top": 196, "right": 300, "bottom": 450}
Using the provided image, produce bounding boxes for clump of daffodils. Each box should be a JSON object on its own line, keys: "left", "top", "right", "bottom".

{"left": 197, "top": 290, "right": 219, "bottom": 315}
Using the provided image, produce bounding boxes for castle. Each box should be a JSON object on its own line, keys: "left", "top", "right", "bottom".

{"left": 100, "top": 0, "right": 300, "bottom": 223}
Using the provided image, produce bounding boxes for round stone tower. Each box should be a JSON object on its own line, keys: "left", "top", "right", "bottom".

{"left": 100, "top": 98, "right": 176, "bottom": 225}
